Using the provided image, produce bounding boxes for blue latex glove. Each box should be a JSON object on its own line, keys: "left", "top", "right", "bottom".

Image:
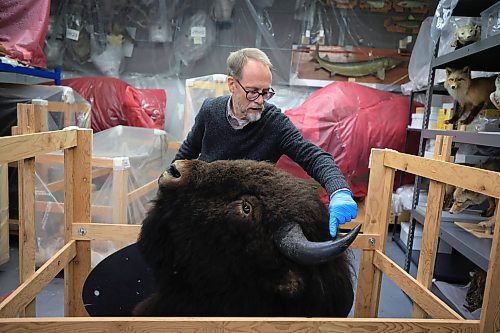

{"left": 329, "top": 190, "right": 358, "bottom": 238}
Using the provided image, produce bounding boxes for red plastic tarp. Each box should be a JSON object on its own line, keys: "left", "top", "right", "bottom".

{"left": 0, "top": 0, "right": 50, "bottom": 68}
{"left": 57, "top": 77, "right": 166, "bottom": 132}
{"left": 276, "top": 81, "right": 410, "bottom": 199}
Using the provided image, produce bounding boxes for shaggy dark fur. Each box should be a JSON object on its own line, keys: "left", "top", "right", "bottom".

{"left": 135, "top": 159, "right": 354, "bottom": 317}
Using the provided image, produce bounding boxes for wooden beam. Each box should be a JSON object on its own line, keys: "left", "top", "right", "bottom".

{"left": 72, "top": 223, "right": 140, "bottom": 243}
{"left": 373, "top": 250, "right": 461, "bottom": 320}
{"left": 0, "top": 317, "right": 479, "bottom": 333}
{"left": 0, "top": 131, "right": 78, "bottom": 164}
{"left": 412, "top": 136, "right": 452, "bottom": 318}
{"left": 383, "top": 151, "right": 500, "bottom": 198}
{"left": 64, "top": 129, "right": 92, "bottom": 317}
{"left": 355, "top": 149, "right": 395, "bottom": 318}
{"left": 35, "top": 154, "right": 115, "bottom": 168}
{"left": 480, "top": 201, "right": 500, "bottom": 333}
{"left": 17, "top": 103, "right": 36, "bottom": 317}
{"left": 127, "top": 180, "right": 157, "bottom": 204}
{"left": 46, "top": 168, "right": 111, "bottom": 193}
{"left": 0, "top": 241, "right": 76, "bottom": 318}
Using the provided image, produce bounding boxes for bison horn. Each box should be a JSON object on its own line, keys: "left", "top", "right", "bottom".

{"left": 274, "top": 223, "right": 361, "bottom": 265}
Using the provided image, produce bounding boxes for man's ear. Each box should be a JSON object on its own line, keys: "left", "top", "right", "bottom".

{"left": 227, "top": 76, "right": 236, "bottom": 94}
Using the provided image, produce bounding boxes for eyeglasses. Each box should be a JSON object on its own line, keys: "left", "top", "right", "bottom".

{"left": 235, "top": 79, "right": 275, "bottom": 101}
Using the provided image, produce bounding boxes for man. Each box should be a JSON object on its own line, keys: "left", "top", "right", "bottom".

{"left": 174, "top": 48, "right": 357, "bottom": 238}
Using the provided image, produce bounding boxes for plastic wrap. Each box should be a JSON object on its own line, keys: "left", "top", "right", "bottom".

{"left": 392, "top": 185, "right": 415, "bottom": 216}
{"left": 276, "top": 81, "right": 410, "bottom": 199}
{"left": 0, "top": 0, "right": 50, "bottom": 67}
{"left": 53, "top": 77, "right": 166, "bottom": 133}
{"left": 34, "top": 125, "right": 169, "bottom": 266}
{"left": 0, "top": 83, "right": 91, "bottom": 137}
{"left": 174, "top": 11, "right": 216, "bottom": 67}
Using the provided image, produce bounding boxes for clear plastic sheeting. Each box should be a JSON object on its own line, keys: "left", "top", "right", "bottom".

{"left": 0, "top": 83, "right": 91, "bottom": 137}
{"left": 430, "top": 0, "right": 459, "bottom": 47}
{"left": 37, "top": 1, "right": 439, "bottom": 87}
{"left": 34, "top": 125, "right": 169, "bottom": 266}
{"left": 391, "top": 185, "right": 414, "bottom": 216}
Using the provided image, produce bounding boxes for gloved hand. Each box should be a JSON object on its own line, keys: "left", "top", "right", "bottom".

{"left": 329, "top": 190, "right": 358, "bottom": 238}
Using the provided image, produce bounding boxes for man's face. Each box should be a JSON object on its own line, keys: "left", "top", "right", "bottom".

{"left": 230, "top": 59, "right": 273, "bottom": 122}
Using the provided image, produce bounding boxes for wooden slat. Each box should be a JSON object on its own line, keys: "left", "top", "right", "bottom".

{"left": 355, "top": 149, "right": 395, "bottom": 318}
{"left": 64, "top": 130, "right": 92, "bottom": 317}
{"left": 17, "top": 104, "right": 36, "bottom": 317}
{"left": 44, "top": 168, "right": 111, "bottom": 193}
{"left": 384, "top": 151, "right": 500, "bottom": 199}
{"left": 480, "top": 202, "right": 500, "bottom": 333}
{"left": 168, "top": 141, "right": 182, "bottom": 150}
{"left": 127, "top": 180, "right": 157, "bottom": 203}
{"left": 72, "top": 223, "right": 140, "bottom": 243}
{"left": 412, "top": 136, "right": 452, "bottom": 318}
{"left": 0, "top": 131, "right": 78, "bottom": 164}
{"left": 33, "top": 102, "right": 48, "bottom": 132}
{"left": 0, "top": 241, "right": 76, "bottom": 318}
{"left": 34, "top": 202, "right": 112, "bottom": 217}
{"left": 35, "top": 154, "right": 115, "bottom": 168}
{"left": 112, "top": 163, "right": 128, "bottom": 224}
{"left": 46, "top": 101, "right": 88, "bottom": 114}
{"left": 0, "top": 164, "right": 9, "bottom": 266}
{"left": 0, "top": 317, "right": 480, "bottom": 333}
{"left": 373, "top": 250, "right": 461, "bottom": 320}
{"left": 70, "top": 223, "right": 379, "bottom": 250}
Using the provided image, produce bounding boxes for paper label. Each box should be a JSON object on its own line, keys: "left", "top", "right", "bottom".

{"left": 191, "top": 26, "right": 206, "bottom": 38}
{"left": 66, "top": 28, "right": 80, "bottom": 41}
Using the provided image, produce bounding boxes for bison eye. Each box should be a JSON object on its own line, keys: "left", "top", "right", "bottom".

{"left": 242, "top": 201, "right": 252, "bottom": 215}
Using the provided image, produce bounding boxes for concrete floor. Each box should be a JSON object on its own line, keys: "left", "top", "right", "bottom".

{"left": 0, "top": 228, "right": 416, "bottom": 318}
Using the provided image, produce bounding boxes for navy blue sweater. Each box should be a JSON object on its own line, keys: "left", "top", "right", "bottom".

{"left": 174, "top": 96, "right": 349, "bottom": 196}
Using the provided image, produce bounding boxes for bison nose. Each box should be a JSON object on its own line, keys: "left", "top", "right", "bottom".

{"left": 168, "top": 163, "right": 181, "bottom": 178}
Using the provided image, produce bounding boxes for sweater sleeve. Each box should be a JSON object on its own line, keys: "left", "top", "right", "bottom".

{"left": 277, "top": 112, "right": 350, "bottom": 196}
{"left": 173, "top": 99, "right": 208, "bottom": 162}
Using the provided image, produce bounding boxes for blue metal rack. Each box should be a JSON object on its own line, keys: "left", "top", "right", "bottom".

{"left": 0, "top": 61, "right": 61, "bottom": 85}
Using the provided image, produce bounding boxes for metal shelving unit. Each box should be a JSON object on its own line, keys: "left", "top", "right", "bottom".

{"left": 421, "top": 130, "right": 500, "bottom": 147}
{"left": 402, "top": 0, "right": 500, "bottom": 317}
{"left": 0, "top": 61, "right": 61, "bottom": 85}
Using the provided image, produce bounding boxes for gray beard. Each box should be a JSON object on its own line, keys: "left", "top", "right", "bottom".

{"left": 246, "top": 111, "right": 262, "bottom": 122}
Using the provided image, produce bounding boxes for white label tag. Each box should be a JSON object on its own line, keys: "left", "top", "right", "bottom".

{"left": 191, "top": 26, "right": 206, "bottom": 38}
{"left": 66, "top": 28, "right": 80, "bottom": 41}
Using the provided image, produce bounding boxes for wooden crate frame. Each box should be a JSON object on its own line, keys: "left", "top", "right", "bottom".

{"left": 0, "top": 132, "right": 499, "bottom": 332}
{"left": 13, "top": 103, "right": 159, "bottom": 226}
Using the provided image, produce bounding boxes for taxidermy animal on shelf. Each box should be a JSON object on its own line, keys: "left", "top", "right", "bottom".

{"left": 443, "top": 66, "right": 496, "bottom": 125}
{"left": 449, "top": 159, "right": 499, "bottom": 230}
{"left": 311, "top": 43, "right": 402, "bottom": 80}
{"left": 490, "top": 75, "right": 500, "bottom": 110}
{"left": 451, "top": 24, "right": 481, "bottom": 49}
{"left": 134, "top": 159, "right": 360, "bottom": 317}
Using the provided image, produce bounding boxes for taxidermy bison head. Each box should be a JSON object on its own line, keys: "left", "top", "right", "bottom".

{"left": 135, "top": 159, "right": 360, "bottom": 317}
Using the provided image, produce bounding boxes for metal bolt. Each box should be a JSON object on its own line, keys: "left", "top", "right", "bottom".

{"left": 368, "top": 237, "right": 376, "bottom": 245}
{"left": 78, "top": 227, "right": 87, "bottom": 236}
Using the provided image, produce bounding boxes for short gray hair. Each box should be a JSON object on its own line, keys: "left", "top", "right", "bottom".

{"left": 227, "top": 48, "right": 273, "bottom": 80}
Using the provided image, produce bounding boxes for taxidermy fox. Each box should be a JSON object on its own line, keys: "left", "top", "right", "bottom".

{"left": 449, "top": 159, "right": 499, "bottom": 230}
{"left": 444, "top": 67, "right": 496, "bottom": 125}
